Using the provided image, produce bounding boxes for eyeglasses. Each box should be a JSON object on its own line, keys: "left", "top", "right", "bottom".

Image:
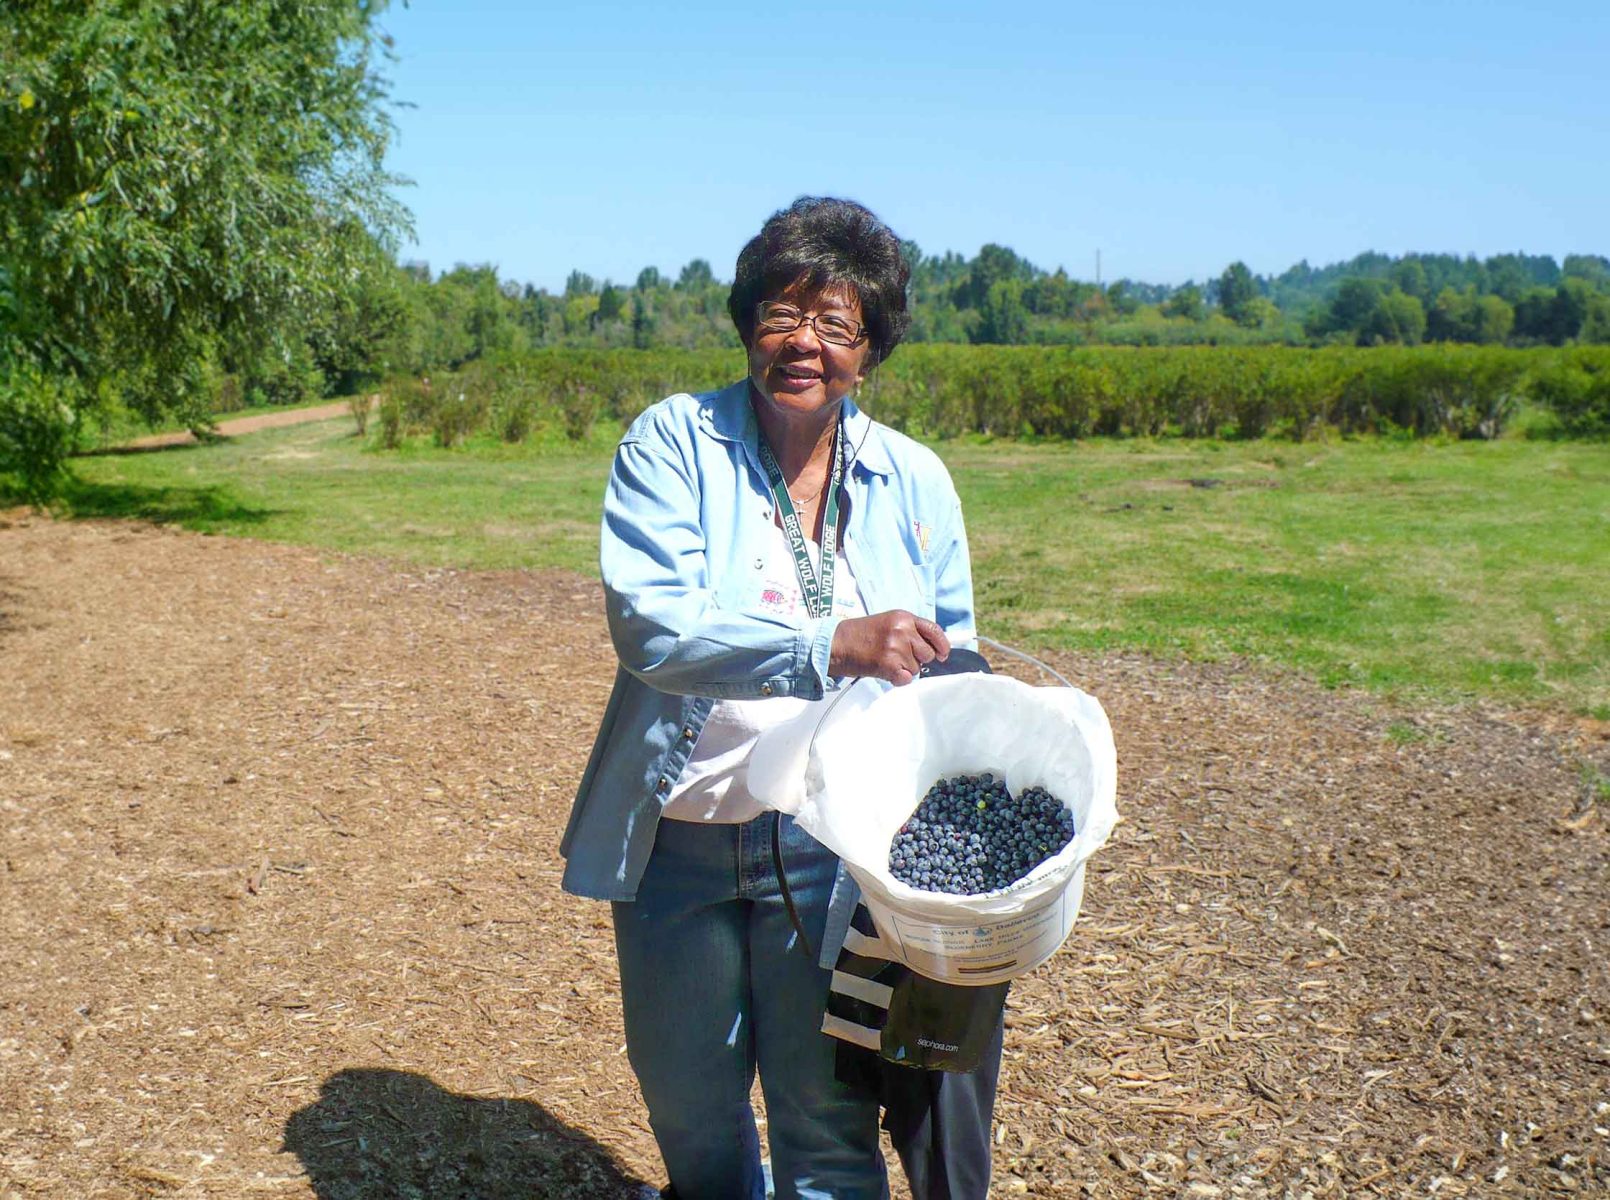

{"left": 755, "top": 301, "right": 868, "bottom": 347}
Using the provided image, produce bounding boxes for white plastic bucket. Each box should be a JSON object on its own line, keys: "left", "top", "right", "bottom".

{"left": 856, "top": 860, "right": 1091, "bottom": 985}
{"left": 751, "top": 672, "right": 1118, "bottom": 985}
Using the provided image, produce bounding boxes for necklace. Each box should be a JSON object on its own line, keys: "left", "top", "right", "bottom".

{"left": 786, "top": 443, "right": 835, "bottom": 507}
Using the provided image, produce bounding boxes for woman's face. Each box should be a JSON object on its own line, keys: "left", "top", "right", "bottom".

{"left": 745, "top": 283, "right": 872, "bottom": 428}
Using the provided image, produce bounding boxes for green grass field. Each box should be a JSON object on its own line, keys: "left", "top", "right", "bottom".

{"left": 50, "top": 413, "right": 1610, "bottom": 714}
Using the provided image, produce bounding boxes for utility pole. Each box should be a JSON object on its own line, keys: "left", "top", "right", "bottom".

{"left": 1095, "top": 249, "right": 1102, "bottom": 288}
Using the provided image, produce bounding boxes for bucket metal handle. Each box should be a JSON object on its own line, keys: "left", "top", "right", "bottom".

{"left": 976, "top": 634, "right": 1074, "bottom": 689}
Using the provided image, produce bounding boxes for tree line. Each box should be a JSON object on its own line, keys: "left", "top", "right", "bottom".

{"left": 383, "top": 244, "right": 1610, "bottom": 385}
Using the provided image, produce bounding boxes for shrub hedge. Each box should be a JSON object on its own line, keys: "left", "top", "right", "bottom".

{"left": 377, "top": 344, "right": 1610, "bottom": 447}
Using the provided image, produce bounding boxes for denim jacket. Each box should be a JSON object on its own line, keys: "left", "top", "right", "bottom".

{"left": 560, "top": 379, "right": 976, "bottom": 963}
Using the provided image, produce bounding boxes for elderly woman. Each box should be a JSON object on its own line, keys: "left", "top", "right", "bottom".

{"left": 561, "top": 197, "right": 984, "bottom": 1200}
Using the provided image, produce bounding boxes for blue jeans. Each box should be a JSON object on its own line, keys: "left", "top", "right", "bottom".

{"left": 612, "top": 815, "right": 888, "bottom": 1200}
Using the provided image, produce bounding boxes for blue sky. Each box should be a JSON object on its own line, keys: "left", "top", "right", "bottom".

{"left": 377, "top": 1, "right": 1609, "bottom": 292}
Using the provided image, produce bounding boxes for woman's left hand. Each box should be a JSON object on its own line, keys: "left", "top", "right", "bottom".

{"left": 828, "top": 610, "right": 951, "bottom": 686}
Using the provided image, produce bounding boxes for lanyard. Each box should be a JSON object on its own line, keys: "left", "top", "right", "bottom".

{"left": 755, "top": 417, "right": 846, "bottom": 620}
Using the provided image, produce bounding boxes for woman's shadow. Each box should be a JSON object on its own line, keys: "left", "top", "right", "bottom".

{"left": 283, "top": 1068, "right": 654, "bottom": 1199}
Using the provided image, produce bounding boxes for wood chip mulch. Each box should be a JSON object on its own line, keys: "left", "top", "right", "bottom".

{"left": 1, "top": 512, "right": 1605, "bottom": 1199}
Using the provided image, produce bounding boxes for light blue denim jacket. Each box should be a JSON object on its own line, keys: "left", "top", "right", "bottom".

{"left": 560, "top": 379, "right": 977, "bottom": 964}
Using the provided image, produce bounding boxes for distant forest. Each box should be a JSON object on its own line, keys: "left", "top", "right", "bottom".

{"left": 354, "top": 246, "right": 1610, "bottom": 397}
{"left": 158, "top": 243, "right": 1610, "bottom": 412}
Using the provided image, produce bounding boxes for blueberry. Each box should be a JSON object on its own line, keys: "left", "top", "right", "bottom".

{"left": 888, "top": 773, "right": 1077, "bottom": 893}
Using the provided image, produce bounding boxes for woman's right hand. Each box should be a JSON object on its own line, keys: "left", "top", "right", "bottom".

{"left": 829, "top": 611, "right": 951, "bottom": 686}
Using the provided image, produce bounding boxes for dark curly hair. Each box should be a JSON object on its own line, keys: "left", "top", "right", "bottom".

{"left": 728, "top": 197, "right": 911, "bottom": 366}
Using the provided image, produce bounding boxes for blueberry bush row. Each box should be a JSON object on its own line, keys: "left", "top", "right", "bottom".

{"left": 867, "top": 344, "right": 1610, "bottom": 440}
{"left": 377, "top": 344, "right": 1610, "bottom": 447}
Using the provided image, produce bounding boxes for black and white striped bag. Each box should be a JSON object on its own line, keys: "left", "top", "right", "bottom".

{"left": 823, "top": 903, "right": 1008, "bottom": 1073}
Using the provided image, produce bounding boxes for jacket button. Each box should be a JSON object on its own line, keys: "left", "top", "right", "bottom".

{"left": 760, "top": 683, "right": 773, "bottom": 696}
{"left": 753, "top": 557, "right": 764, "bottom": 569}
{"left": 682, "top": 727, "right": 695, "bottom": 740}
{"left": 656, "top": 776, "right": 668, "bottom": 790}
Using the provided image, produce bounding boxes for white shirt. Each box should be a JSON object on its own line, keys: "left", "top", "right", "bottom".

{"left": 662, "top": 532, "right": 867, "bottom": 822}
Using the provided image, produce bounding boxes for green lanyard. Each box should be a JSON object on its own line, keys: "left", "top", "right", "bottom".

{"left": 759, "top": 417, "right": 848, "bottom": 959}
{"left": 755, "top": 418, "right": 846, "bottom": 620}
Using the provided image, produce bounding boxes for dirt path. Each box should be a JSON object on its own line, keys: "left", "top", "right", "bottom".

{"left": 0, "top": 512, "right": 1605, "bottom": 1198}
{"left": 118, "top": 398, "right": 370, "bottom": 450}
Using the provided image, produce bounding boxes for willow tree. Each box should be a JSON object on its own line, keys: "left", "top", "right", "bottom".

{"left": 0, "top": 0, "right": 409, "bottom": 501}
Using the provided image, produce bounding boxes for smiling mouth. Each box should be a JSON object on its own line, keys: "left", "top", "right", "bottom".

{"left": 778, "top": 365, "right": 822, "bottom": 381}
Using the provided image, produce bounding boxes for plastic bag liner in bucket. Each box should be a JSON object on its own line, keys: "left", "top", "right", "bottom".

{"left": 769, "top": 672, "right": 1118, "bottom": 986}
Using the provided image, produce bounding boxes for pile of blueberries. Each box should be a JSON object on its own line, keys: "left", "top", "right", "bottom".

{"left": 887, "top": 772, "right": 1077, "bottom": 895}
